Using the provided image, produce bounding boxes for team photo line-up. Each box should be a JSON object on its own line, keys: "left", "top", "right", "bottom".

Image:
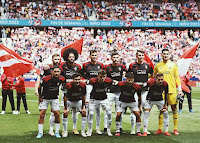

{"left": 31, "top": 47, "right": 184, "bottom": 138}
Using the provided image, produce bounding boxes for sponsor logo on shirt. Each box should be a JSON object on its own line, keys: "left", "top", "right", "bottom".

{"left": 90, "top": 71, "right": 98, "bottom": 76}
{"left": 65, "top": 71, "right": 75, "bottom": 76}
{"left": 137, "top": 70, "right": 147, "bottom": 74}
{"left": 49, "top": 87, "right": 59, "bottom": 91}
{"left": 122, "top": 91, "right": 132, "bottom": 96}
{"left": 71, "top": 92, "right": 82, "bottom": 97}
{"left": 111, "top": 72, "right": 121, "bottom": 77}
{"left": 96, "top": 88, "right": 106, "bottom": 92}
{"left": 153, "top": 91, "right": 162, "bottom": 95}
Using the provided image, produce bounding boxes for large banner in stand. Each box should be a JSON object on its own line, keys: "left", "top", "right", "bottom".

{"left": 0, "top": 19, "right": 200, "bottom": 27}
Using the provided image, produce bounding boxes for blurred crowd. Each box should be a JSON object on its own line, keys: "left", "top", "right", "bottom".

{"left": 0, "top": 0, "right": 199, "bottom": 21}
{"left": 0, "top": 0, "right": 87, "bottom": 20}
{"left": 1, "top": 27, "right": 199, "bottom": 79}
{"left": 88, "top": 0, "right": 200, "bottom": 21}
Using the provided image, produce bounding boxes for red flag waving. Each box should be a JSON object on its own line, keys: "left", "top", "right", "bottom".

{"left": 0, "top": 44, "right": 35, "bottom": 77}
{"left": 144, "top": 53, "right": 154, "bottom": 69}
{"left": 61, "top": 38, "right": 83, "bottom": 57}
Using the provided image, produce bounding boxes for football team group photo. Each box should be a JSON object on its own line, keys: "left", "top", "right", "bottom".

{"left": 0, "top": 0, "right": 200, "bottom": 143}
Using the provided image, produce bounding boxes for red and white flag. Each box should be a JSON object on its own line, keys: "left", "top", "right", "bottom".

{"left": 177, "top": 43, "right": 199, "bottom": 77}
{"left": 177, "top": 43, "right": 199, "bottom": 92}
{"left": 0, "top": 44, "right": 35, "bottom": 77}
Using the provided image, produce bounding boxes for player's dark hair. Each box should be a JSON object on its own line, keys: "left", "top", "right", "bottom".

{"left": 162, "top": 48, "right": 169, "bottom": 53}
{"left": 136, "top": 50, "right": 144, "bottom": 55}
{"left": 98, "top": 69, "right": 106, "bottom": 75}
{"left": 72, "top": 73, "right": 81, "bottom": 79}
{"left": 126, "top": 72, "right": 134, "bottom": 78}
{"left": 63, "top": 48, "right": 78, "bottom": 62}
{"left": 52, "top": 66, "right": 61, "bottom": 71}
{"left": 90, "top": 49, "right": 97, "bottom": 55}
{"left": 111, "top": 52, "right": 118, "bottom": 57}
{"left": 156, "top": 73, "right": 164, "bottom": 77}
{"left": 52, "top": 53, "right": 60, "bottom": 59}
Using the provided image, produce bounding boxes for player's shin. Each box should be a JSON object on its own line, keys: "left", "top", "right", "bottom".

{"left": 81, "top": 117, "right": 87, "bottom": 131}
{"left": 62, "top": 117, "right": 68, "bottom": 132}
{"left": 38, "top": 124, "right": 43, "bottom": 135}
{"left": 96, "top": 107, "right": 101, "bottom": 130}
{"left": 54, "top": 113, "right": 60, "bottom": 134}
{"left": 143, "top": 111, "right": 150, "bottom": 132}
{"left": 88, "top": 110, "right": 94, "bottom": 132}
{"left": 135, "top": 113, "right": 141, "bottom": 133}
{"left": 173, "top": 110, "right": 178, "bottom": 130}
{"left": 49, "top": 112, "right": 55, "bottom": 132}
{"left": 163, "top": 111, "right": 169, "bottom": 132}
{"left": 116, "top": 116, "right": 121, "bottom": 133}
{"left": 104, "top": 113, "right": 108, "bottom": 129}
{"left": 55, "top": 123, "right": 60, "bottom": 134}
{"left": 130, "top": 113, "right": 136, "bottom": 131}
{"left": 72, "top": 108, "right": 78, "bottom": 129}
{"left": 159, "top": 113, "right": 164, "bottom": 129}
{"left": 106, "top": 110, "right": 112, "bottom": 130}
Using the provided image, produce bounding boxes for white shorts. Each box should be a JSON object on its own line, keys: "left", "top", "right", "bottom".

{"left": 107, "top": 92, "right": 120, "bottom": 104}
{"left": 89, "top": 99, "right": 111, "bottom": 112}
{"left": 117, "top": 101, "right": 139, "bottom": 112}
{"left": 86, "top": 84, "right": 92, "bottom": 103}
{"left": 144, "top": 100, "right": 165, "bottom": 111}
{"left": 134, "top": 90, "right": 148, "bottom": 107}
{"left": 39, "top": 99, "right": 60, "bottom": 111}
{"left": 67, "top": 100, "right": 82, "bottom": 112}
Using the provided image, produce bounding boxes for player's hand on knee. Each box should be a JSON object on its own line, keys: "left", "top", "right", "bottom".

{"left": 63, "top": 109, "right": 68, "bottom": 117}
{"left": 163, "top": 104, "right": 168, "bottom": 111}
{"left": 139, "top": 107, "right": 142, "bottom": 115}
{"left": 81, "top": 108, "right": 86, "bottom": 115}
{"left": 39, "top": 98, "right": 43, "bottom": 103}
{"left": 178, "top": 91, "right": 184, "bottom": 97}
{"left": 35, "top": 90, "right": 39, "bottom": 96}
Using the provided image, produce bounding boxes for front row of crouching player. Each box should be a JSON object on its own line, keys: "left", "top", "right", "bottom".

{"left": 36, "top": 66, "right": 170, "bottom": 138}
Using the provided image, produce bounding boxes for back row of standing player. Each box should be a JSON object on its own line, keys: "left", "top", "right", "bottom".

{"left": 35, "top": 48, "right": 183, "bottom": 138}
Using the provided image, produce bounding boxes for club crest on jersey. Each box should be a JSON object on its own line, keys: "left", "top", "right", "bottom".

{"left": 97, "top": 66, "right": 100, "bottom": 69}
{"left": 118, "top": 67, "right": 121, "bottom": 71}
{"left": 145, "top": 65, "right": 148, "bottom": 69}
{"left": 74, "top": 67, "right": 77, "bottom": 71}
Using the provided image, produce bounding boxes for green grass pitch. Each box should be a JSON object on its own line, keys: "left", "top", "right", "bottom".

{"left": 0, "top": 87, "right": 200, "bottom": 143}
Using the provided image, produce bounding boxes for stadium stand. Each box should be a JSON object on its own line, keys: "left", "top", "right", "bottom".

{"left": 1, "top": 27, "right": 198, "bottom": 79}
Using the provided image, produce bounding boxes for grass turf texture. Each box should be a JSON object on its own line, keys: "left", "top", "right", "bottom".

{"left": 0, "top": 87, "right": 200, "bottom": 143}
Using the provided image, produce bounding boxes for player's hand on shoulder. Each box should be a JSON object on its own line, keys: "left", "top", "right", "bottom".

{"left": 81, "top": 79, "right": 87, "bottom": 83}
{"left": 43, "top": 64, "right": 50, "bottom": 70}
{"left": 112, "top": 80, "right": 118, "bottom": 85}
